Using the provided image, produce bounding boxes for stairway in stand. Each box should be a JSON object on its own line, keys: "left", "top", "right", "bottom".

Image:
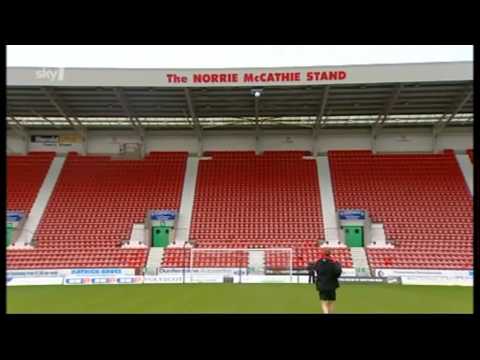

{"left": 350, "top": 247, "right": 371, "bottom": 276}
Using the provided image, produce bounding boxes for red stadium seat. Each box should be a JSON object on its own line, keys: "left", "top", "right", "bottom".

{"left": 328, "top": 150, "right": 472, "bottom": 270}
{"left": 7, "top": 153, "right": 55, "bottom": 214}
{"left": 161, "top": 151, "right": 353, "bottom": 269}
{"left": 7, "top": 152, "right": 188, "bottom": 269}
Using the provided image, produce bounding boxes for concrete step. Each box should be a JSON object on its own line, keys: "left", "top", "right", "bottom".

{"left": 16, "top": 156, "right": 66, "bottom": 246}
{"left": 350, "top": 247, "right": 371, "bottom": 276}
{"left": 123, "top": 223, "right": 145, "bottom": 247}
{"left": 316, "top": 156, "right": 340, "bottom": 244}
{"left": 175, "top": 157, "right": 199, "bottom": 245}
{"left": 456, "top": 154, "right": 473, "bottom": 195}
{"left": 145, "top": 248, "right": 165, "bottom": 274}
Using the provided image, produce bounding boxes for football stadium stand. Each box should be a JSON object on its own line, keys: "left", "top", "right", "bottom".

{"left": 7, "top": 152, "right": 55, "bottom": 214}
{"left": 329, "top": 150, "right": 473, "bottom": 270}
{"left": 6, "top": 149, "right": 472, "bottom": 272}
{"left": 190, "top": 151, "right": 324, "bottom": 248}
{"left": 7, "top": 152, "right": 188, "bottom": 269}
{"left": 5, "top": 62, "right": 473, "bottom": 276}
{"left": 160, "top": 151, "right": 353, "bottom": 270}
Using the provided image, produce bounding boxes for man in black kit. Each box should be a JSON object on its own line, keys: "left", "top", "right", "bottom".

{"left": 307, "top": 262, "right": 316, "bottom": 283}
{"left": 313, "top": 249, "right": 342, "bottom": 314}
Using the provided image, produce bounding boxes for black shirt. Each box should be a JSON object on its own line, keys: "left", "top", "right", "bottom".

{"left": 314, "top": 258, "right": 342, "bottom": 291}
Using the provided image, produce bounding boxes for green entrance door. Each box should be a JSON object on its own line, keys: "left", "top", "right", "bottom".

{"left": 345, "top": 226, "right": 364, "bottom": 247}
{"left": 152, "top": 226, "right": 170, "bottom": 247}
{"left": 7, "top": 223, "right": 14, "bottom": 246}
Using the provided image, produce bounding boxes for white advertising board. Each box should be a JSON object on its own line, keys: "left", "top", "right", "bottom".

{"left": 233, "top": 275, "right": 294, "bottom": 283}
{"left": 7, "top": 277, "right": 64, "bottom": 286}
{"left": 375, "top": 269, "right": 473, "bottom": 278}
{"left": 144, "top": 275, "right": 184, "bottom": 284}
{"left": 399, "top": 277, "right": 472, "bottom": 286}
{"left": 375, "top": 269, "right": 473, "bottom": 286}
{"left": 188, "top": 274, "right": 224, "bottom": 283}
{"left": 7, "top": 269, "right": 67, "bottom": 278}
{"left": 340, "top": 268, "right": 356, "bottom": 277}
{"left": 63, "top": 276, "right": 143, "bottom": 285}
{"left": 7, "top": 268, "right": 136, "bottom": 278}
{"left": 158, "top": 268, "right": 248, "bottom": 275}
{"left": 69, "top": 268, "right": 136, "bottom": 277}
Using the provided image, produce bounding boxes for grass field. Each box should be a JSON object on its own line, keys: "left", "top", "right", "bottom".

{"left": 7, "top": 283, "right": 473, "bottom": 314}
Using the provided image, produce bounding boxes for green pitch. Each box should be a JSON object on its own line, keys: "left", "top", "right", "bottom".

{"left": 7, "top": 284, "right": 473, "bottom": 314}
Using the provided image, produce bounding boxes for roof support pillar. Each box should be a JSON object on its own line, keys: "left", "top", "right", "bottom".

{"left": 184, "top": 88, "right": 203, "bottom": 156}
{"left": 433, "top": 88, "right": 472, "bottom": 137}
{"left": 371, "top": 85, "right": 403, "bottom": 154}
{"left": 370, "top": 127, "right": 377, "bottom": 154}
{"left": 81, "top": 127, "right": 88, "bottom": 155}
{"left": 138, "top": 126, "right": 146, "bottom": 158}
{"left": 42, "top": 87, "right": 85, "bottom": 133}
{"left": 113, "top": 88, "right": 142, "bottom": 129}
{"left": 432, "top": 126, "right": 439, "bottom": 153}
{"left": 28, "top": 109, "right": 57, "bottom": 127}
{"left": 432, "top": 87, "right": 472, "bottom": 153}
{"left": 254, "top": 95, "right": 262, "bottom": 154}
{"left": 254, "top": 122, "right": 262, "bottom": 155}
{"left": 7, "top": 115, "right": 29, "bottom": 154}
{"left": 312, "top": 86, "right": 330, "bottom": 156}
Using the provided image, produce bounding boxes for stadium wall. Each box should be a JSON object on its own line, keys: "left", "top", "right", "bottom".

{"left": 7, "top": 127, "right": 473, "bottom": 155}
{"left": 146, "top": 131, "right": 198, "bottom": 154}
{"left": 203, "top": 133, "right": 257, "bottom": 151}
{"left": 87, "top": 130, "right": 142, "bottom": 154}
{"left": 375, "top": 129, "right": 436, "bottom": 152}
{"left": 317, "top": 130, "right": 372, "bottom": 152}
{"left": 7, "top": 132, "right": 27, "bottom": 154}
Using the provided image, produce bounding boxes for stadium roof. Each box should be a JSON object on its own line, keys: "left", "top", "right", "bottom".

{"left": 6, "top": 61, "right": 473, "bottom": 131}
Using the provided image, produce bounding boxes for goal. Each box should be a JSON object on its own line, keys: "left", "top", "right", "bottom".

{"left": 189, "top": 247, "right": 294, "bottom": 280}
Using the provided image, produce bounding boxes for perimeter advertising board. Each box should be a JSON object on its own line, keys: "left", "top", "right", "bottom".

{"left": 375, "top": 269, "right": 473, "bottom": 286}
{"left": 7, "top": 268, "right": 135, "bottom": 278}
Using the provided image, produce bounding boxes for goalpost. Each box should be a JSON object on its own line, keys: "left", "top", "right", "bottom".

{"left": 189, "top": 248, "right": 294, "bottom": 283}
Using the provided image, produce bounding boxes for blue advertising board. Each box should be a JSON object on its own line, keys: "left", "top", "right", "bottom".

{"left": 339, "top": 210, "right": 366, "bottom": 220}
{"left": 70, "top": 268, "right": 127, "bottom": 276}
{"left": 150, "top": 210, "right": 177, "bottom": 221}
{"left": 7, "top": 211, "right": 24, "bottom": 223}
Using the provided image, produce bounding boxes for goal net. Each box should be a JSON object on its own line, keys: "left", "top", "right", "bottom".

{"left": 188, "top": 248, "right": 294, "bottom": 282}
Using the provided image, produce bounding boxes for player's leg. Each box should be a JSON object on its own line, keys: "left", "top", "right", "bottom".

{"left": 328, "top": 290, "right": 337, "bottom": 313}
{"left": 321, "top": 301, "right": 329, "bottom": 314}
{"left": 328, "top": 301, "right": 335, "bottom": 314}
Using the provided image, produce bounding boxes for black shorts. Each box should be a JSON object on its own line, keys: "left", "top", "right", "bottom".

{"left": 318, "top": 289, "right": 336, "bottom": 301}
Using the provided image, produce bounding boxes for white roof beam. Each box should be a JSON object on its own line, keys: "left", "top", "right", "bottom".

{"left": 113, "top": 88, "right": 142, "bottom": 129}
{"left": 41, "top": 87, "right": 84, "bottom": 131}
{"left": 184, "top": 88, "right": 202, "bottom": 137}
{"left": 372, "top": 84, "right": 403, "bottom": 134}
{"left": 28, "top": 109, "right": 58, "bottom": 127}
{"left": 254, "top": 96, "right": 261, "bottom": 139}
{"left": 254, "top": 96, "right": 260, "bottom": 124}
{"left": 7, "top": 114, "right": 28, "bottom": 138}
{"left": 434, "top": 88, "right": 473, "bottom": 136}
{"left": 7, "top": 102, "right": 58, "bottom": 128}
{"left": 315, "top": 86, "right": 330, "bottom": 132}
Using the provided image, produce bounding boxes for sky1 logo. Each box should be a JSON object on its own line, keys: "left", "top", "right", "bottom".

{"left": 35, "top": 67, "right": 65, "bottom": 81}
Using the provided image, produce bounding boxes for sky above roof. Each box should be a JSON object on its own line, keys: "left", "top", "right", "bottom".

{"left": 7, "top": 45, "right": 473, "bottom": 69}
